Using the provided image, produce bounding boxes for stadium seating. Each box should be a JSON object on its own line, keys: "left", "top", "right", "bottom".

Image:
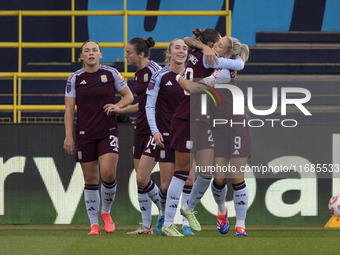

{"left": 243, "top": 31, "right": 340, "bottom": 74}
{"left": 0, "top": 31, "right": 339, "bottom": 124}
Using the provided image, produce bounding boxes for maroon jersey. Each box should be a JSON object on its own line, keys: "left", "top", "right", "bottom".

{"left": 146, "top": 66, "right": 184, "bottom": 137}
{"left": 173, "top": 49, "right": 214, "bottom": 121}
{"left": 187, "top": 49, "right": 215, "bottom": 78}
{"left": 211, "top": 75, "right": 237, "bottom": 121}
{"left": 65, "top": 65, "right": 127, "bottom": 139}
{"left": 134, "top": 60, "right": 162, "bottom": 134}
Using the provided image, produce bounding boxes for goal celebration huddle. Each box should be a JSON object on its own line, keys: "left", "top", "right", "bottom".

{"left": 64, "top": 28, "right": 251, "bottom": 237}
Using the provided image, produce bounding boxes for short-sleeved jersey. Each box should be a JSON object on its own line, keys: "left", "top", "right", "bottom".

{"left": 146, "top": 65, "right": 184, "bottom": 136}
{"left": 65, "top": 65, "right": 127, "bottom": 139}
{"left": 173, "top": 49, "right": 214, "bottom": 121}
{"left": 134, "top": 60, "right": 162, "bottom": 134}
{"left": 187, "top": 49, "right": 215, "bottom": 78}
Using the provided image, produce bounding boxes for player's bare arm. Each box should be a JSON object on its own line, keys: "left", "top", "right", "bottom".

{"left": 119, "top": 103, "right": 139, "bottom": 114}
{"left": 104, "top": 103, "right": 138, "bottom": 116}
{"left": 103, "top": 86, "right": 133, "bottom": 115}
{"left": 116, "top": 86, "right": 134, "bottom": 108}
{"left": 64, "top": 96, "right": 75, "bottom": 155}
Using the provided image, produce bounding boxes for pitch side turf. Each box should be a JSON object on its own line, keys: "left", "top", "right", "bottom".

{"left": 0, "top": 225, "right": 339, "bottom": 255}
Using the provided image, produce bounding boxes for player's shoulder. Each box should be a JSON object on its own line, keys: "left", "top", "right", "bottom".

{"left": 100, "top": 64, "right": 120, "bottom": 75}
{"left": 100, "top": 65, "right": 125, "bottom": 82}
{"left": 147, "top": 66, "right": 170, "bottom": 91}
{"left": 189, "top": 48, "right": 203, "bottom": 56}
{"left": 68, "top": 67, "right": 86, "bottom": 80}
{"left": 147, "top": 60, "right": 162, "bottom": 74}
{"left": 156, "top": 65, "right": 171, "bottom": 77}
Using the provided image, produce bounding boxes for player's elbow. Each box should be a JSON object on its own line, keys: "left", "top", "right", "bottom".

{"left": 126, "top": 92, "right": 134, "bottom": 105}
{"left": 239, "top": 62, "right": 245, "bottom": 70}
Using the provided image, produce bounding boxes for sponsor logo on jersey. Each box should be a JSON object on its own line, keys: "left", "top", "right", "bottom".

{"left": 160, "top": 150, "right": 166, "bottom": 159}
{"left": 66, "top": 82, "right": 71, "bottom": 93}
{"left": 80, "top": 80, "right": 87, "bottom": 84}
{"left": 101, "top": 75, "right": 108, "bottom": 83}
{"left": 233, "top": 150, "right": 240, "bottom": 155}
{"left": 144, "top": 73, "right": 148, "bottom": 82}
{"left": 212, "top": 70, "right": 220, "bottom": 77}
{"left": 186, "top": 140, "right": 193, "bottom": 149}
{"left": 148, "top": 81, "right": 155, "bottom": 90}
{"left": 77, "top": 151, "right": 82, "bottom": 160}
{"left": 188, "top": 54, "right": 198, "bottom": 65}
{"left": 118, "top": 73, "right": 124, "bottom": 80}
{"left": 165, "top": 81, "right": 173, "bottom": 86}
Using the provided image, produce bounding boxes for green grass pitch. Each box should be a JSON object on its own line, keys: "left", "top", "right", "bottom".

{"left": 0, "top": 225, "right": 339, "bottom": 255}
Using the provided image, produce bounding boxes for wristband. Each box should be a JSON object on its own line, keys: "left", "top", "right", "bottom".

{"left": 176, "top": 74, "right": 181, "bottom": 82}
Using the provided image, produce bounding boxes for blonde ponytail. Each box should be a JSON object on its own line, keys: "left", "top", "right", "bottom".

{"left": 240, "top": 44, "right": 249, "bottom": 62}
{"left": 226, "top": 37, "right": 249, "bottom": 62}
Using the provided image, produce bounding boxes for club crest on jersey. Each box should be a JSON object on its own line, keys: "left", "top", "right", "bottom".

{"left": 144, "top": 73, "right": 149, "bottom": 82}
{"left": 212, "top": 70, "right": 220, "bottom": 77}
{"left": 77, "top": 151, "right": 82, "bottom": 160}
{"left": 186, "top": 140, "right": 193, "bottom": 150}
{"left": 160, "top": 150, "right": 166, "bottom": 159}
{"left": 101, "top": 75, "right": 108, "bottom": 83}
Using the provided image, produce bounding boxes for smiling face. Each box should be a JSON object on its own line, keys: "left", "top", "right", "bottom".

{"left": 80, "top": 41, "right": 102, "bottom": 70}
{"left": 167, "top": 39, "right": 188, "bottom": 65}
{"left": 213, "top": 36, "right": 232, "bottom": 58}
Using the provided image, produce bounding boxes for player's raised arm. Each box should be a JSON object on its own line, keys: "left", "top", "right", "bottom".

{"left": 184, "top": 36, "right": 219, "bottom": 66}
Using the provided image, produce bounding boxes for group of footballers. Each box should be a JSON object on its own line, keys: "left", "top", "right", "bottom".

{"left": 63, "top": 28, "right": 252, "bottom": 237}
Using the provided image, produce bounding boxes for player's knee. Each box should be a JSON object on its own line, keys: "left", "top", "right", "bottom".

{"left": 232, "top": 178, "right": 245, "bottom": 185}
{"left": 101, "top": 172, "right": 115, "bottom": 183}
{"left": 84, "top": 176, "right": 99, "bottom": 185}
{"left": 175, "top": 163, "right": 190, "bottom": 171}
{"left": 214, "top": 177, "right": 227, "bottom": 186}
{"left": 136, "top": 176, "right": 149, "bottom": 188}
